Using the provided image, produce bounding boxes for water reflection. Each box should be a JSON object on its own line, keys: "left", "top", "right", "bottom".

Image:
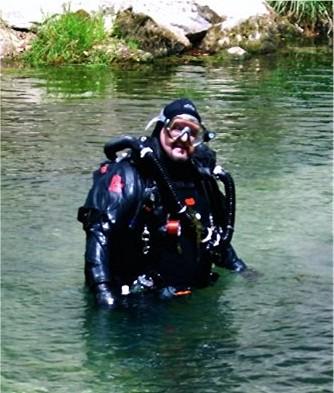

{"left": 82, "top": 284, "right": 239, "bottom": 392}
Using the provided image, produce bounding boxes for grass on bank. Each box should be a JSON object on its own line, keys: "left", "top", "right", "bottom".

{"left": 267, "top": 0, "right": 333, "bottom": 37}
{"left": 24, "top": 9, "right": 108, "bottom": 66}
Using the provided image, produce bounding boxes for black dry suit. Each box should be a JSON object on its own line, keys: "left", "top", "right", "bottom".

{"left": 78, "top": 136, "right": 246, "bottom": 302}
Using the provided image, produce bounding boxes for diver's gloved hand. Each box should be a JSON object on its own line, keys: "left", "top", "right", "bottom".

{"left": 229, "top": 257, "right": 247, "bottom": 272}
{"left": 219, "top": 245, "right": 247, "bottom": 273}
{"left": 95, "top": 283, "right": 118, "bottom": 309}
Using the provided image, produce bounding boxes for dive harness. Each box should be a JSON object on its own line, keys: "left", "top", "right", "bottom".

{"left": 104, "top": 135, "right": 236, "bottom": 251}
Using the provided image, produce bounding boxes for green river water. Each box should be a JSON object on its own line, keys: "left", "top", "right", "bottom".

{"left": 1, "top": 50, "right": 333, "bottom": 393}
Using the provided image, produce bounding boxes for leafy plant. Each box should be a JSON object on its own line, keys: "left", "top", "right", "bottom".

{"left": 24, "top": 6, "right": 108, "bottom": 65}
{"left": 267, "top": 0, "right": 333, "bottom": 37}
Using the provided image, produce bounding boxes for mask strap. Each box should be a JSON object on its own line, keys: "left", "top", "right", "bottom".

{"left": 145, "top": 109, "right": 168, "bottom": 131}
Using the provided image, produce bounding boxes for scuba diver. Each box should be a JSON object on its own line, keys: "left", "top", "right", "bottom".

{"left": 78, "top": 98, "right": 247, "bottom": 309}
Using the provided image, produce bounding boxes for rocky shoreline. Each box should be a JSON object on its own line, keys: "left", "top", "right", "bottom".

{"left": 0, "top": 0, "right": 331, "bottom": 65}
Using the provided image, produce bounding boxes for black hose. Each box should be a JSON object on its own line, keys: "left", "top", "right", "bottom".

{"left": 104, "top": 136, "right": 140, "bottom": 161}
{"left": 214, "top": 168, "right": 235, "bottom": 246}
{"left": 143, "top": 152, "right": 190, "bottom": 217}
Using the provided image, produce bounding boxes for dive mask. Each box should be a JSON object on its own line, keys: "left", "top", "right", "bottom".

{"left": 146, "top": 112, "right": 215, "bottom": 145}
{"left": 164, "top": 114, "right": 205, "bottom": 146}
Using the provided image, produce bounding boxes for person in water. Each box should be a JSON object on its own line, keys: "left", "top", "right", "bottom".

{"left": 78, "top": 98, "right": 247, "bottom": 308}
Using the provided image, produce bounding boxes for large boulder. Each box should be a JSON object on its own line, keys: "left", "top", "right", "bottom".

{"left": 0, "top": 19, "right": 35, "bottom": 59}
{"left": 109, "top": 0, "right": 219, "bottom": 51}
{"left": 195, "top": 0, "right": 269, "bottom": 29}
{"left": 108, "top": 1, "right": 277, "bottom": 56}
{"left": 196, "top": 0, "right": 302, "bottom": 54}
{"left": 200, "top": 12, "right": 304, "bottom": 54}
{"left": 112, "top": 10, "right": 190, "bottom": 56}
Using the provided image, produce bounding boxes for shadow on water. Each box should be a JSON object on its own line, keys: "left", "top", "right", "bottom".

{"left": 81, "top": 279, "right": 241, "bottom": 393}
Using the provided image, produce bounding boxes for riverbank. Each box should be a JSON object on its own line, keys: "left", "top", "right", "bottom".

{"left": 1, "top": 0, "right": 332, "bottom": 66}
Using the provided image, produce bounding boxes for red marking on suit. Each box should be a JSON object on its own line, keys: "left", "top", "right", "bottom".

{"left": 185, "top": 197, "right": 196, "bottom": 206}
{"left": 108, "top": 174, "right": 124, "bottom": 193}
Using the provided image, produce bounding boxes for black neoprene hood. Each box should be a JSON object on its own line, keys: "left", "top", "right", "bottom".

{"left": 163, "top": 98, "right": 201, "bottom": 123}
{"left": 149, "top": 98, "right": 202, "bottom": 138}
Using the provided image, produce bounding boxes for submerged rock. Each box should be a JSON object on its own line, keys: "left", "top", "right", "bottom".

{"left": 226, "top": 46, "right": 247, "bottom": 56}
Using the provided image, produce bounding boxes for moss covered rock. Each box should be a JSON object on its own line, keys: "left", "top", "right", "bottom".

{"left": 93, "top": 37, "right": 153, "bottom": 63}
{"left": 200, "top": 13, "right": 303, "bottom": 54}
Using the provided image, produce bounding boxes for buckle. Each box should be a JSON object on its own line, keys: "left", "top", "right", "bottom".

{"left": 174, "top": 289, "right": 192, "bottom": 296}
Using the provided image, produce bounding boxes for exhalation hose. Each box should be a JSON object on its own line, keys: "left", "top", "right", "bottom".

{"left": 213, "top": 165, "right": 235, "bottom": 247}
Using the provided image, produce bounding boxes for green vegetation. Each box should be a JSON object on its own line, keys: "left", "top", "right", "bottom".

{"left": 20, "top": 2, "right": 332, "bottom": 67}
{"left": 110, "top": 21, "right": 140, "bottom": 50}
{"left": 267, "top": 1, "right": 333, "bottom": 37}
{"left": 24, "top": 8, "right": 108, "bottom": 66}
